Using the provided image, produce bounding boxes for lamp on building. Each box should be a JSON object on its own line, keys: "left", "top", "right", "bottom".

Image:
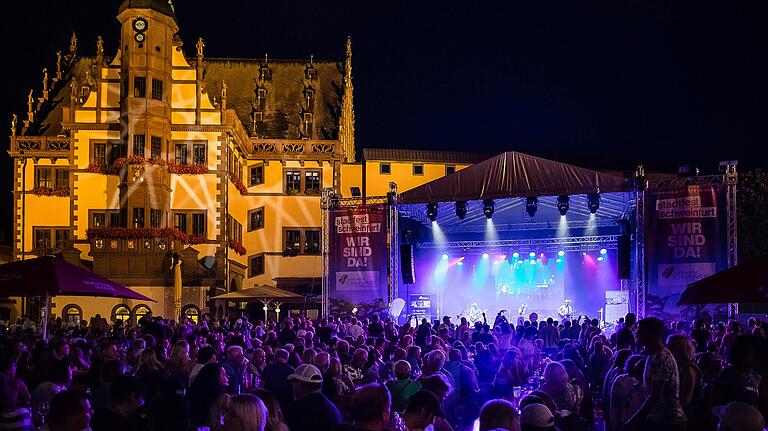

{"left": 482, "top": 200, "right": 494, "bottom": 219}
{"left": 426, "top": 203, "right": 438, "bottom": 222}
{"left": 587, "top": 193, "right": 600, "bottom": 214}
{"left": 557, "top": 195, "right": 569, "bottom": 216}
{"left": 455, "top": 201, "right": 467, "bottom": 220}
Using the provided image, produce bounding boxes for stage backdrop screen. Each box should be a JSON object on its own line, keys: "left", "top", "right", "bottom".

{"left": 329, "top": 205, "right": 389, "bottom": 312}
{"left": 646, "top": 184, "right": 728, "bottom": 320}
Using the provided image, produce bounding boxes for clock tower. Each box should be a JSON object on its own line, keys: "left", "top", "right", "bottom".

{"left": 116, "top": 0, "right": 178, "bottom": 228}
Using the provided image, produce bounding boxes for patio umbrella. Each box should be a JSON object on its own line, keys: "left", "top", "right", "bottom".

{"left": 678, "top": 256, "right": 768, "bottom": 305}
{"left": 0, "top": 256, "right": 155, "bottom": 337}
{"left": 212, "top": 285, "right": 303, "bottom": 322}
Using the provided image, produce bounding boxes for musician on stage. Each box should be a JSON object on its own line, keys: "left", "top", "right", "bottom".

{"left": 557, "top": 299, "right": 573, "bottom": 320}
{"left": 517, "top": 303, "right": 527, "bottom": 326}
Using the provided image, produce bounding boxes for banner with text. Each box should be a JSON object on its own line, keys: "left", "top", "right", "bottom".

{"left": 329, "top": 205, "right": 389, "bottom": 313}
{"left": 646, "top": 184, "right": 728, "bottom": 320}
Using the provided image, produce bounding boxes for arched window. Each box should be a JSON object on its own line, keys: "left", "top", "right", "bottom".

{"left": 61, "top": 304, "right": 83, "bottom": 325}
{"left": 181, "top": 304, "right": 200, "bottom": 324}
{"left": 112, "top": 304, "right": 131, "bottom": 323}
{"left": 133, "top": 304, "right": 151, "bottom": 322}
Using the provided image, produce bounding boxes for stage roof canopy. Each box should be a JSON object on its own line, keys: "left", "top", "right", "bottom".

{"left": 399, "top": 151, "right": 632, "bottom": 204}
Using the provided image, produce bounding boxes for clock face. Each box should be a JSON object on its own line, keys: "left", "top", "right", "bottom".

{"left": 134, "top": 33, "right": 145, "bottom": 43}
{"left": 133, "top": 18, "right": 147, "bottom": 32}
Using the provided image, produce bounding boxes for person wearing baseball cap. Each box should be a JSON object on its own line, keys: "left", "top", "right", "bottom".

{"left": 284, "top": 364, "right": 342, "bottom": 431}
{"left": 716, "top": 401, "right": 766, "bottom": 431}
{"left": 520, "top": 403, "right": 556, "bottom": 431}
{"left": 402, "top": 390, "right": 445, "bottom": 431}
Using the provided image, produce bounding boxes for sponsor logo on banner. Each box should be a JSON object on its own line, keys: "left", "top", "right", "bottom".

{"left": 657, "top": 263, "right": 716, "bottom": 286}
{"left": 329, "top": 205, "right": 389, "bottom": 306}
{"left": 335, "top": 271, "right": 380, "bottom": 291}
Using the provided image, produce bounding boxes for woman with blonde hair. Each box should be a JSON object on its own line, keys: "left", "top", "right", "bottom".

{"left": 539, "top": 361, "right": 582, "bottom": 412}
{"left": 137, "top": 348, "right": 168, "bottom": 397}
{"left": 222, "top": 394, "right": 267, "bottom": 431}
{"left": 167, "top": 340, "right": 192, "bottom": 385}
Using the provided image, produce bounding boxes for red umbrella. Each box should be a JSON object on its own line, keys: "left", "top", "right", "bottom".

{"left": 0, "top": 256, "right": 155, "bottom": 337}
{"left": 678, "top": 256, "right": 768, "bottom": 305}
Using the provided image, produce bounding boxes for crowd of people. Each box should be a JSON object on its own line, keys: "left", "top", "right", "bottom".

{"left": 0, "top": 308, "right": 767, "bottom": 431}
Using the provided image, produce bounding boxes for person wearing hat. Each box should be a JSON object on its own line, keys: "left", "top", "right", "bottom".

{"left": 284, "top": 364, "right": 342, "bottom": 431}
{"left": 716, "top": 401, "right": 766, "bottom": 431}
{"left": 520, "top": 403, "right": 555, "bottom": 431}
{"left": 402, "top": 390, "right": 445, "bottom": 431}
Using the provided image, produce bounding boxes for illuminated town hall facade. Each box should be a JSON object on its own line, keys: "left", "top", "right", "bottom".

{"left": 6, "top": 0, "right": 484, "bottom": 323}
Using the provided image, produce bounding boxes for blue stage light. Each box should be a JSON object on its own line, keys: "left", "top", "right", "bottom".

{"left": 556, "top": 258, "right": 563, "bottom": 263}
{"left": 530, "top": 259, "right": 536, "bottom": 265}
{"left": 600, "top": 248, "right": 607, "bottom": 255}
{"left": 441, "top": 254, "right": 448, "bottom": 260}
{"left": 482, "top": 253, "right": 489, "bottom": 259}
{"left": 597, "top": 256, "right": 604, "bottom": 262}
{"left": 529, "top": 252, "right": 536, "bottom": 258}
{"left": 512, "top": 252, "right": 520, "bottom": 258}
{"left": 517, "top": 260, "right": 524, "bottom": 265}
{"left": 427, "top": 202, "right": 438, "bottom": 222}
{"left": 558, "top": 250, "right": 565, "bottom": 257}
{"left": 457, "top": 261, "right": 464, "bottom": 266}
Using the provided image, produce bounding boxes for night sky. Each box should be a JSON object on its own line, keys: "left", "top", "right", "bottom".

{"left": 2, "top": 1, "right": 766, "bottom": 242}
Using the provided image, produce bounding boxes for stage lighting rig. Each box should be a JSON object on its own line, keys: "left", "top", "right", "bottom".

{"left": 525, "top": 197, "right": 538, "bottom": 217}
{"left": 455, "top": 201, "right": 468, "bottom": 220}
{"left": 587, "top": 193, "right": 600, "bottom": 214}
{"left": 427, "top": 203, "right": 438, "bottom": 222}
{"left": 483, "top": 199, "right": 495, "bottom": 219}
{"left": 557, "top": 195, "right": 570, "bottom": 216}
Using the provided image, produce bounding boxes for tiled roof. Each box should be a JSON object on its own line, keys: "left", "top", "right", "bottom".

{"left": 363, "top": 148, "right": 494, "bottom": 164}
{"left": 204, "top": 58, "right": 342, "bottom": 140}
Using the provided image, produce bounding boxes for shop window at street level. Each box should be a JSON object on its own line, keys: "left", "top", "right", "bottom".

{"left": 182, "top": 305, "right": 200, "bottom": 323}
{"left": 62, "top": 304, "right": 82, "bottom": 325}
{"left": 112, "top": 304, "right": 131, "bottom": 323}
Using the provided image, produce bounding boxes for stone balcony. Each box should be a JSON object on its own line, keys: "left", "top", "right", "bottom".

{"left": 8, "top": 136, "right": 71, "bottom": 160}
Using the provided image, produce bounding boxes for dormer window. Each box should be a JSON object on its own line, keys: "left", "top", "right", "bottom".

{"left": 305, "top": 64, "right": 318, "bottom": 81}
{"left": 257, "top": 88, "right": 267, "bottom": 111}
{"left": 259, "top": 65, "right": 272, "bottom": 82}
{"left": 304, "top": 87, "right": 315, "bottom": 110}
{"left": 303, "top": 113, "right": 313, "bottom": 139}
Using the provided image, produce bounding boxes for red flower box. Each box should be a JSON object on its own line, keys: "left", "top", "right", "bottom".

{"left": 87, "top": 157, "right": 208, "bottom": 176}
{"left": 228, "top": 239, "right": 247, "bottom": 256}
{"left": 30, "top": 186, "right": 70, "bottom": 197}
{"left": 230, "top": 173, "right": 248, "bottom": 195}
{"left": 86, "top": 227, "right": 191, "bottom": 244}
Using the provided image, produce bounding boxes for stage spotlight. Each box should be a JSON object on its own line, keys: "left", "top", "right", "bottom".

{"left": 455, "top": 201, "right": 467, "bottom": 220}
{"left": 427, "top": 203, "right": 438, "bottom": 222}
{"left": 587, "top": 193, "right": 600, "bottom": 214}
{"left": 529, "top": 252, "right": 536, "bottom": 258}
{"left": 493, "top": 260, "right": 501, "bottom": 265}
{"left": 457, "top": 261, "right": 464, "bottom": 266}
{"left": 557, "top": 195, "right": 570, "bottom": 216}
{"left": 441, "top": 253, "right": 449, "bottom": 260}
{"left": 482, "top": 199, "right": 495, "bottom": 219}
{"left": 597, "top": 256, "right": 605, "bottom": 262}
{"left": 526, "top": 197, "right": 538, "bottom": 217}
{"left": 482, "top": 253, "right": 489, "bottom": 259}
{"left": 558, "top": 250, "right": 565, "bottom": 257}
{"left": 529, "top": 259, "right": 537, "bottom": 265}
{"left": 556, "top": 258, "right": 563, "bottom": 263}
{"left": 600, "top": 248, "right": 607, "bottom": 255}
{"left": 512, "top": 252, "right": 520, "bottom": 259}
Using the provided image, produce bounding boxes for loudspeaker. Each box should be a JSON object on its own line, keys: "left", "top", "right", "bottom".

{"left": 400, "top": 244, "right": 416, "bottom": 284}
{"left": 618, "top": 235, "right": 631, "bottom": 279}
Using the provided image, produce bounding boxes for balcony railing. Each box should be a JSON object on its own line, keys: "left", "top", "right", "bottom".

{"left": 9, "top": 136, "right": 71, "bottom": 158}
{"left": 249, "top": 139, "right": 342, "bottom": 160}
